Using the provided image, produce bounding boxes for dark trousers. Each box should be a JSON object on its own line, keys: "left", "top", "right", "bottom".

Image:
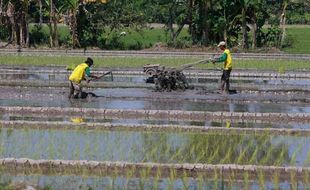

{"left": 221, "top": 69, "right": 231, "bottom": 92}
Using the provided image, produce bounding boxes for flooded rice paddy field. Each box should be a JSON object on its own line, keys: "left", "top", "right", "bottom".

{"left": 0, "top": 66, "right": 309, "bottom": 189}
{"left": 0, "top": 173, "right": 309, "bottom": 190}
{"left": 0, "top": 128, "right": 309, "bottom": 166}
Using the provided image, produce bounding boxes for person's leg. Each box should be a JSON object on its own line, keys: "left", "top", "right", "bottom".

{"left": 72, "top": 82, "right": 82, "bottom": 99}
{"left": 220, "top": 72, "right": 226, "bottom": 92}
{"left": 224, "top": 70, "right": 231, "bottom": 92}
{"left": 68, "top": 81, "right": 74, "bottom": 98}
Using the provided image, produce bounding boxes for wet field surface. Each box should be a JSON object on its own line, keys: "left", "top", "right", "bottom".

{"left": 0, "top": 128, "right": 309, "bottom": 166}
{"left": 0, "top": 66, "right": 309, "bottom": 190}
{"left": 1, "top": 173, "right": 309, "bottom": 190}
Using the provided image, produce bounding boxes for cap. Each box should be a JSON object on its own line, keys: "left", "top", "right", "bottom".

{"left": 217, "top": 41, "right": 226, "bottom": 47}
{"left": 85, "top": 57, "right": 93, "bottom": 66}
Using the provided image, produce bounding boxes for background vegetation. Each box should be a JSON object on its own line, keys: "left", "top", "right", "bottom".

{"left": 0, "top": 0, "right": 309, "bottom": 53}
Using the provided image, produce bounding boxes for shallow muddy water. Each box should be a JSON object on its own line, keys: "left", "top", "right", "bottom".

{"left": 0, "top": 174, "right": 308, "bottom": 190}
{"left": 1, "top": 72, "right": 310, "bottom": 87}
{"left": 0, "top": 128, "right": 309, "bottom": 166}
{"left": 1, "top": 114, "right": 309, "bottom": 129}
{"left": 1, "top": 95, "right": 309, "bottom": 113}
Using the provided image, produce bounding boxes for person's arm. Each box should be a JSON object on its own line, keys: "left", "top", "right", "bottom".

{"left": 85, "top": 67, "right": 100, "bottom": 79}
{"left": 214, "top": 52, "right": 227, "bottom": 63}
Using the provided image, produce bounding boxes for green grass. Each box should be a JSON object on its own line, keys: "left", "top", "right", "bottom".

{"left": 118, "top": 27, "right": 191, "bottom": 48}
{"left": 283, "top": 27, "right": 310, "bottom": 54}
{"left": 22, "top": 24, "right": 310, "bottom": 53}
{"left": 0, "top": 55, "right": 309, "bottom": 71}
{"left": 28, "top": 24, "right": 190, "bottom": 49}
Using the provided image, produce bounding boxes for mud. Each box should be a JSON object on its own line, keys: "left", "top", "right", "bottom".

{"left": 0, "top": 158, "right": 309, "bottom": 182}
{"left": 0, "top": 87, "right": 310, "bottom": 114}
{"left": 1, "top": 120, "right": 310, "bottom": 136}
{"left": 0, "top": 172, "right": 309, "bottom": 190}
{"left": 0, "top": 106, "right": 310, "bottom": 124}
{"left": 0, "top": 65, "right": 309, "bottom": 188}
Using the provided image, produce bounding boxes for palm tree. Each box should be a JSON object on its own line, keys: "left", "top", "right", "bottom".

{"left": 240, "top": 0, "right": 251, "bottom": 49}
{"left": 248, "top": 0, "right": 263, "bottom": 49}
{"left": 43, "top": 0, "right": 59, "bottom": 47}
{"left": 63, "top": 0, "right": 81, "bottom": 48}
{"left": 6, "top": 1, "right": 16, "bottom": 44}
{"left": 38, "top": 0, "right": 43, "bottom": 25}
{"left": 279, "top": 0, "right": 288, "bottom": 46}
{"left": 6, "top": 0, "right": 30, "bottom": 47}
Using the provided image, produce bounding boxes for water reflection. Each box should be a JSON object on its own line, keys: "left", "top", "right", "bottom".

{"left": 0, "top": 128, "right": 308, "bottom": 166}
{"left": 0, "top": 170, "right": 308, "bottom": 190}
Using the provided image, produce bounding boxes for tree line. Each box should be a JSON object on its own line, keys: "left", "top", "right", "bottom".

{"left": 0, "top": 0, "right": 309, "bottom": 49}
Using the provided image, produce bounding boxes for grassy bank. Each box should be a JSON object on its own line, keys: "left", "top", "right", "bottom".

{"left": 0, "top": 55, "right": 309, "bottom": 71}
{"left": 282, "top": 27, "right": 310, "bottom": 54}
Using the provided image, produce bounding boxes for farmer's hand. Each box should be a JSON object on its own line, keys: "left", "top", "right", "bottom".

{"left": 209, "top": 57, "right": 215, "bottom": 64}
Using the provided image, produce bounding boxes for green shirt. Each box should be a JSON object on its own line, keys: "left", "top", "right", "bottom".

{"left": 85, "top": 67, "right": 91, "bottom": 77}
{"left": 216, "top": 53, "right": 227, "bottom": 62}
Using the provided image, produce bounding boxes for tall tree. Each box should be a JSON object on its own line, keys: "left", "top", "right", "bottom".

{"left": 6, "top": 0, "right": 30, "bottom": 47}
{"left": 280, "top": 0, "right": 288, "bottom": 46}
{"left": 63, "top": 0, "right": 81, "bottom": 48}
{"left": 42, "top": 0, "right": 59, "bottom": 47}
{"left": 240, "top": 0, "right": 251, "bottom": 49}
{"left": 6, "top": 1, "right": 16, "bottom": 44}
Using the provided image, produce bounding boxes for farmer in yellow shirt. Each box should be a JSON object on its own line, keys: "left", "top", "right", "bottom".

{"left": 212, "top": 41, "right": 233, "bottom": 94}
{"left": 69, "top": 57, "right": 102, "bottom": 99}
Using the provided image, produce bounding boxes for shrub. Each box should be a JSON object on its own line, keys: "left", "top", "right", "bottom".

{"left": 167, "top": 36, "right": 192, "bottom": 49}
{"left": 0, "top": 26, "right": 9, "bottom": 41}
{"left": 97, "top": 33, "right": 125, "bottom": 50}
{"left": 281, "top": 34, "right": 294, "bottom": 48}
{"left": 264, "top": 27, "right": 281, "bottom": 47}
{"left": 127, "top": 41, "right": 143, "bottom": 50}
{"left": 29, "top": 24, "right": 49, "bottom": 45}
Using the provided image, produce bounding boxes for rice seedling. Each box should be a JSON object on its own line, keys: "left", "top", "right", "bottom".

{"left": 258, "top": 171, "right": 266, "bottom": 190}
{"left": 290, "top": 171, "right": 298, "bottom": 190}
{"left": 272, "top": 171, "right": 280, "bottom": 190}
{"left": 243, "top": 172, "right": 250, "bottom": 190}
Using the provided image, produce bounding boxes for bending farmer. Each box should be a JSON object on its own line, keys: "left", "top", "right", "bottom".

{"left": 68, "top": 57, "right": 101, "bottom": 99}
{"left": 212, "top": 41, "right": 233, "bottom": 94}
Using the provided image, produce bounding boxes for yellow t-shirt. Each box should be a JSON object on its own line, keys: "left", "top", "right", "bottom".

{"left": 69, "top": 63, "right": 89, "bottom": 83}
{"left": 223, "top": 49, "right": 232, "bottom": 70}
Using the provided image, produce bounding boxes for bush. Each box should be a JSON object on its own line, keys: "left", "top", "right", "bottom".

{"left": 0, "top": 26, "right": 10, "bottom": 41}
{"left": 281, "top": 34, "right": 294, "bottom": 48}
{"left": 167, "top": 36, "right": 192, "bottom": 49}
{"left": 127, "top": 41, "right": 143, "bottom": 50}
{"left": 97, "top": 33, "right": 125, "bottom": 50}
{"left": 263, "top": 27, "right": 281, "bottom": 47}
{"left": 58, "top": 34, "right": 71, "bottom": 47}
{"left": 29, "top": 24, "right": 48, "bottom": 45}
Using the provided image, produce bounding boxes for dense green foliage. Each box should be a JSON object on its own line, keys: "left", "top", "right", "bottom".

{"left": 0, "top": 0, "right": 309, "bottom": 50}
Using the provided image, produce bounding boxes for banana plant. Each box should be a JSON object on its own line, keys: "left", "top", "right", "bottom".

{"left": 6, "top": 0, "right": 31, "bottom": 47}
{"left": 240, "top": 0, "right": 251, "bottom": 49}
{"left": 62, "top": 0, "right": 81, "bottom": 48}
{"left": 42, "top": 0, "right": 59, "bottom": 47}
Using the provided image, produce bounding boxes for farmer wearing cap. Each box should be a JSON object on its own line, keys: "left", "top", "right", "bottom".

{"left": 212, "top": 41, "right": 233, "bottom": 94}
{"left": 68, "top": 57, "right": 102, "bottom": 99}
